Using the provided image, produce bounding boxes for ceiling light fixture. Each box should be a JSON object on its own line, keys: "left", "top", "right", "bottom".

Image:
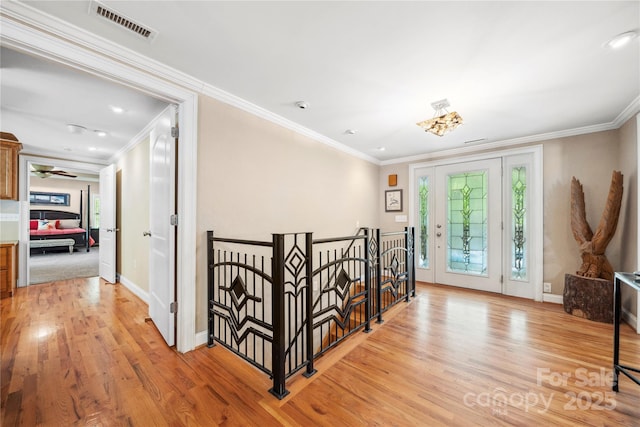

{"left": 295, "top": 101, "right": 309, "bottom": 110}
{"left": 416, "top": 99, "right": 463, "bottom": 136}
{"left": 94, "top": 130, "right": 108, "bottom": 137}
{"left": 110, "top": 105, "right": 125, "bottom": 114}
{"left": 345, "top": 129, "right": 357, "bottom": 135}
{"left": 606, "top": 31, "right": 637, "bottom": 49}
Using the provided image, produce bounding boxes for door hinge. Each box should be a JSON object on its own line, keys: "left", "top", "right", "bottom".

{"left": 171, "top": 126, "right": 179, "bottom": 138}
{"left": 500, "top": 275, "right": 504, "bottom": 284}
{"left": 170, "top": 214, "right": 178, "bottom": 226}
{"left": 170, "top": 301, "right": 177, "bottom": 314}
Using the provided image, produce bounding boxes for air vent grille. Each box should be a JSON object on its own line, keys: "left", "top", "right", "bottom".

{"left": 90, "top": 1, "right": 157, "bottom": 41}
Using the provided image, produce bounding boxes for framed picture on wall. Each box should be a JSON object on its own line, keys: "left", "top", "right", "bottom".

{"left": 385, "top": 189, "right": 402, "bottom": 212}
{"left": 29, "top": 191, "right": 70, "bottom": 206}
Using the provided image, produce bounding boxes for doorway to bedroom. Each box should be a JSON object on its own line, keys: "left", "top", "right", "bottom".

{"left": 28, "top": 166, "right": 100, "bottom": 285}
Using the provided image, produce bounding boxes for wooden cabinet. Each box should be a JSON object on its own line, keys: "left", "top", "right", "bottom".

{"left": 1, "top": 242, "right": 18, "bottom": 298}
{"left": 0, "top": 132, "right": 22, "bottom": 200}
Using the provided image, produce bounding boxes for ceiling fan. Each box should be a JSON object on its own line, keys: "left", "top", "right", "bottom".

{"left": 30, "top": 164, "right": 77, "bottom": 179}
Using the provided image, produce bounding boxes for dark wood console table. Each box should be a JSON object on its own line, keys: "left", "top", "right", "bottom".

{"left": 613, "top": 272, "right": 640, "bottom": 391}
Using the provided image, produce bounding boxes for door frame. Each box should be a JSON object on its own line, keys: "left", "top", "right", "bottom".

{"left": 409, "top": 145, "right": 544, "bottom": 301}
{"left": 5, "top": 10, "right": 198, "bottom": 352}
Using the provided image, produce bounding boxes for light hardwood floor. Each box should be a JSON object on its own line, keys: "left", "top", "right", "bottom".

{"left": 2, "top": 278, "right": 639, "bottom": 426}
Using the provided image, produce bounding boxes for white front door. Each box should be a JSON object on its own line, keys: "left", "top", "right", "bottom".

{"left": 412, "top": 149, "right": 542, "bottom": 300}
{"left": 99, "top": 164, "right": 116, "bottom": 283}
{"left": 148, "top": 106, "right": 177, "bottom": 347}
{"left": 434, "top": 158, "right": 502, "bottom": 293}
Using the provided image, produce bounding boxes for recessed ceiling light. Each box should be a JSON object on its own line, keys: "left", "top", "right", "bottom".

{"left": 94, "top": 130, "right": 108, "bottom": 137}
{"left": 376, "top": 147, "right": 386, "bottom": 152}
{"left": 295, "top": 101, "right": 309, "bottom": 110}
{"left": 345, "top": 129, "right": 357, "bottom": 135}
{"left": 606, "top": 31, "right": 637, "bottom": 49}
{"left": 63, "top": 147, "right": 72, "bottom": 151}
{"left": 88, "top": 147, "right": 98, "bottom": 151}
{"left": 110, "top": 105, "right": 125, "bottom": 114}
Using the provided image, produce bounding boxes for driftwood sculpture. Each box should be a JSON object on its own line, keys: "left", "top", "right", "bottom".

{"left": 570, "top": 171, "right": 623, "bottom": 282}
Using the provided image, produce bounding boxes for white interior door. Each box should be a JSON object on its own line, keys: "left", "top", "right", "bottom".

{"left": 434, "top": 158, "right": 502, "bottom": 293}
{"left": 149, "top": 106, "right": 177, "bottom": 347}
{"left": 99, "top": 164, "right": 116, "bottom": 283}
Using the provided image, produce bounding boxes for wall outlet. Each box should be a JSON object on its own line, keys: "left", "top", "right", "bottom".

{"left": 543, "top": 282, "right": 551, "bottom": 293}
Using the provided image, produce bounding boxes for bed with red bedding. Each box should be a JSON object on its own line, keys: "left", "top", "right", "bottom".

{"left": 30, "top": 210, "right": 89, "bottom": 253}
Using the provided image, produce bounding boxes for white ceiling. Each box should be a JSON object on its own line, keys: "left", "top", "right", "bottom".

{"left": 0, "top": 46, "right": 169, "bottom": 166}
{"left": 2, "top": 1, "right": 639, "bottom": 164}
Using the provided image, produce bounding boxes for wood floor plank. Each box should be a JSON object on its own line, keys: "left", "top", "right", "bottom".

{"left": 2, "top": 279, "right": 639, "bottom": 426}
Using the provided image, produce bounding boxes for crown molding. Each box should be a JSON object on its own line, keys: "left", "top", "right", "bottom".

{"left": 381, "top": 120, "right": 624, "bottom": 166}
{"left": 2, "top": 0, "right": 637, "bottom": 169}
{"left": 20, "top": 146, "right": 111, "bottom": 166}
{"left": 614, "top": 95, "right": 640, "bottom": 128}
{"left": 0, "top": 0, "right": 204, "bottom": 94}
{"left": 1, "top": 1, "right": 380, "bottom": 166}
{"left": 201, "top": 83, "right": 381, "bottom": 165}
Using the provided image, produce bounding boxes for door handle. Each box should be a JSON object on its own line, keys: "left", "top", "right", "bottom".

{"left": 143, "top": 231, "right": 152, "bottom": 237}
{"left": 106, "top": 228, "right": 120, "bottom": 232}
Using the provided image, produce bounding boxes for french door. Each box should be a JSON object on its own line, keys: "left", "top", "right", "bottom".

{"left": 412, "top": 149, "right": 541, "bottom": 299}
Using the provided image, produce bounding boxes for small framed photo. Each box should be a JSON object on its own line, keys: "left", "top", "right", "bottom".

{"left": 385, "top": 189, "right": 402, "bottom": 212}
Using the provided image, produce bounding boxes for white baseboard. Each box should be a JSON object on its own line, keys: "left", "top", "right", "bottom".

{"left": 622, "top": 308, "right": 639, "bottom": 333}
{"left": 543, "top": 293, "right": 638, "bottom": 334}
{"left": 195, "top": 330, "right": 208, "bottom": 347}
{"left": 543, "top": 293, "right": 563, "bottom": 304}
{"left": 117, "top": 274, "right": 149, "bottom": 304}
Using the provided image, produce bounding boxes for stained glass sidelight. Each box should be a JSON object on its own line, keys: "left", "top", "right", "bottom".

{"left": 418, "top": 176, "right": 429, "bottom": 268}
{"left": 447, "top": 172, "right": 487, "bottom": 275}
{"left": 511, "top": 167, "right": 527, "bottom": 280}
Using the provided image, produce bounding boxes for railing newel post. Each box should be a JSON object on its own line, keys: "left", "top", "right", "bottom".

{"left": 410, "top": 226, "right": 416, "bottom": 298}
{"left": 375, "top": 228, "right": 383, "bottom": 323}
{"left": 303, "top": 232, "right": 317, "bottom": 378}
{"left": 269, "top": 234, "right": 289, "bottom": 399}
{"left": 207, "top": 230, "right": 216, "bottom": 348}
{"left": 364, "top": 228, "right": 372, "bottom": 332}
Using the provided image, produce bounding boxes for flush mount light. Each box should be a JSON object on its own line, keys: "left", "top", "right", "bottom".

{"left": 416, "top": 99, "right": 463, "bottom": 136}
{"left": 606, "top": 31, "right": 637, "bottom": 49}
{"left": 67, "top": 124, "right": 87, "bottom": 134}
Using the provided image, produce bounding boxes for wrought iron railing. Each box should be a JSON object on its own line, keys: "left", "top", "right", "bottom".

{"left": 207, "top": 227, "right": 414, "bottom": 399}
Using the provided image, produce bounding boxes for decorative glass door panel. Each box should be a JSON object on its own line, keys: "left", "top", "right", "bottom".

{"left": 414, "top": 167, "right": 435, "bottom": 283}
{"left": 434, "top": 159, "right": 502, "bottom": 293}
{"left": 446, "top": 171, "right": 488, "bottom": 276}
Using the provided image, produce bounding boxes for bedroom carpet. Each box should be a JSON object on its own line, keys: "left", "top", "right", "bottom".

{"left": 30, "top": 247, "right": 99, "bottom": 284}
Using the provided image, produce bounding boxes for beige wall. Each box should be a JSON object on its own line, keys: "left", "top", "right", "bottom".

{"left": 196, "top": 96, "right": 380, "bottom": 331}
{"left": 379, "top": 127, "right": 635, "bottom": 298}
{"left": 542, "top": 130, "right": 622, "bottom": 293}
{"left": 30, "top": 178, "right": 100, "bottom": 226}
{"left": 116, "top": 136, "right": 150, "bottom": 291}
{"left": 618, "top": 115, "right": 638, "bottom": 318}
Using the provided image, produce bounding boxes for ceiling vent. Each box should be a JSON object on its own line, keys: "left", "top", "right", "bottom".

{"left": 89, "top": 1, "right": 158, "bottom": 42}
